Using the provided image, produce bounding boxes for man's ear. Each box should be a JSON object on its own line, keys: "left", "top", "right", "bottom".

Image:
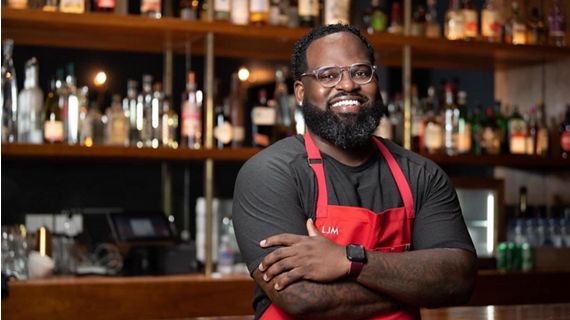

{"left": 294, "top": 80, "right": 304, "bottom": 106}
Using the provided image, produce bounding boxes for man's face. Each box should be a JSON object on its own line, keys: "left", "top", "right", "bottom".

{"left": 295, "top": 32, "right": 382, "bottom": 150}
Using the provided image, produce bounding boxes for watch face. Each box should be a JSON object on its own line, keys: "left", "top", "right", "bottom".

{"left": 347, "top": 244, "right": 366, "bottom": 262}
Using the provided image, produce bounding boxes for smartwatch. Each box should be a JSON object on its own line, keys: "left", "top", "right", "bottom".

{"left": 346, "top": 244, "right": 367, "bottom": 279}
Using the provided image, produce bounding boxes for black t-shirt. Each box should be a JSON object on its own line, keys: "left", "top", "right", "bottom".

{"left": 232, "top": 135, "right": 475, "bottom": 317}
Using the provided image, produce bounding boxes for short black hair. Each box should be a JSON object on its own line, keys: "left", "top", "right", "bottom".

{"left": 291, "top": 24, "right": 376, "bottom": 81}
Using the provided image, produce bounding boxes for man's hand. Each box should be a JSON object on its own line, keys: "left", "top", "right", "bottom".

{"left": 259, "top": 219, "right": 350, "bottom": 291}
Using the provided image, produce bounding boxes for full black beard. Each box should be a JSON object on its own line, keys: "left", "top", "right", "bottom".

{"left": 301, "top": 94, "right": 384, "bottom": 150}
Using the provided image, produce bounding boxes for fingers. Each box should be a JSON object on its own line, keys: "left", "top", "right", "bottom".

{"left": 260, "top": 233, "right": 306, "bottom": 248}
{"left": 306, "top": 218, "right": 319, "bottom": 237}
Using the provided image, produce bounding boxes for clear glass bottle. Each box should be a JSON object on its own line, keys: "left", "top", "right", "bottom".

{"left": 505, "top": 1, "right": 527, "bottom": 45}
{"left": 161, "top": 95, "right": 179, "bottom": 149}
{"left": 251, "top": 89, "right": 275, "bottom": 147}
{"left": 140, "top": 74, "right": 153, "bottom": 147}
{"left": 288, "top": 0, "right": 300, "bottom": 28}
{"left": 324, "top": 0, "right": 350, "bottom": 25}
{"left": 481, "top": 0, "right": 502, "bottom": 42}
{"left": 445, "top": 0, "right": 465, "bottom": 41}
{"left": 78, "top": 86, "right": 93, "bottom": 146}
{"left": 149, "top": 82, "right": 164, "bottom": 148}
{"left": 231, "top": 0, "right": 250, "bottom": 25}
{"left": 180, "top": 0, "right": 200, "bottom": 20}
{"left": 65, "top": 63, "right": 80, "bottom": 145}
{"left": 123, "top": 79, "right": 140, "bottom": 146}
{"left": 55, "top": 68, "right": 68, "bottom": 143}
{"left": 509, "top": 105, "right": 527, "bottom": 154}
{"left": 462, "top": 0, "right": 478, "bottom": 40}
{"left": 105, "top": 94, "right": 130, "bottom": 146}
{"left": 180, "top": 71, "right": 202, "bottom": 149}
{"left": 214, "top": 100, "right": 233, "bottom": 149}
{"left": 387, "top": 0, "right": 403, "bottom": 34}
{"left": 214, "top": 0, "right": 231, "bottom": 21}
{"left": 229, "top": 73, "right": 245, "bottom": 148}
{"left": 43, "top": 77, "right": 64, "bottom": 144}
{"left": 425, "top": 0, "right": 440, "bottom": 38}
{"left": 443, "top": 83, "right": 459, "bottom": 155}
{"left": 298, "top": 0, "right": 319, "bottom": 27}
{"left": 410, "top": 85, "right": 424, "bottom": 152}
{"left": 535, "top": 101, "right": 549, "bottom": 157}
{"left": 250, "top": 0, "right": 269, "bottom": 26}
{"left": 141, "top": 0, "right": 162, "bottom": 18}
{"left": 423, "top": 86, "right": 443, "bottom": 154}
{"left": 526, "top": 106, "right": 538, "bottom": 155}
{"left": 273, "top": 68, "right": 294, "bottom": 142}
{"left": 1, "top": 39, "right": 18, "bottom": 143}
{"left": 548, "top": 0, "right": 566, "bottom": 47}
{"left": 17, "top": 57, "right": 44, "bottom": 144}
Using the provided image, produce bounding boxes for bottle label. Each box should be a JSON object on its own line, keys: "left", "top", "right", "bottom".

{"left": 182, "top": 108, "right": 202, "bottom": 138}
{"left": 299, "top": 0, "right": 319, "bottom": 17}
{"left": 141, "top": 0, "right": 160, "bottom": 13}
{"left": 252, "top": 107, "right": 276, "bottom": 126}
{"left": 59, "top": 0, "right": 85, "bottom": 13}
{"left": 463, "top": 9, "right": 478, "bottom": 38}
{"left": 513, "top": 23, "right": 527, "bottom": 44}
{"left": 445, "top": 11, "right": 465, "bottom": 40}
{"left": 324, "top": 0, "right": 350, "bottom": 25}
{"left": 482, "top": 9, "right": 501, "bottom": 38}
{"left": 231, "top": 0, "right": 250, "bottom": 25}
{"left": 536, "top": 128, "right": 549, "bottom": 155}
{"left": 215, "top": 121, "right": 233, "bottom": 144}
{"left": 250, "top": 0, "right": 268, "bottom": 12}
{"left": 44, "top": 120, "right": 64, "bottom": 143}
{"left": 233, "top": 126, "right": 245, "bottom": 142}
{"left": 215, "top": 0, "right": 230, "bottom": 11}
{"left": 96, "top": 0, "right": 116, "bottom": 9}
{"left": 8, "top": 0, "right": 27, "bottom": 9}
{"left": 561, "top": 132, "right": 570, "bottom": 151}
{"left": 510, "top": 134, "right": 526, "bottom": 154}
{"left": 424, "top": 122, "right": 443, "bottom": 152}
{"left": 456, "top": 122, "right": 472, "bottom": 153}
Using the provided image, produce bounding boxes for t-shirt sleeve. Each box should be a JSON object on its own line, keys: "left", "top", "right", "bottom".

{"left": 232, "top": 151, "right": 309, "bottom": 274}
{"left": 412, "top": 164, "right": 476, "bottom": 254}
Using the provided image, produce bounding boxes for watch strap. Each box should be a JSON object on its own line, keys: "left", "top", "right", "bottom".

{"left": 348, "top": 261, "right": 364, "bottom": 279}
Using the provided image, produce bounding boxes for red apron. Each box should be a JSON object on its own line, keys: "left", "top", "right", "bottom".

{"left": 261, "top": 134, "right": 420, "bottom": 320}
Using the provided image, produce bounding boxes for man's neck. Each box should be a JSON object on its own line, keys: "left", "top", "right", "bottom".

{"left": 308, "top": 131, "right": 376, "bottom": 167}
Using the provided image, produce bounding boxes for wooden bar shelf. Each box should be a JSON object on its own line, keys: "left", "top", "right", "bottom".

{"left": 2, "top": 8, "right": 569, "bottom": 68}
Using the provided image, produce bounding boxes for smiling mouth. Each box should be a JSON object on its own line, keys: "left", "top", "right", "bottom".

{"left": 329, "top": 99, "right": 363, "bottom": 113}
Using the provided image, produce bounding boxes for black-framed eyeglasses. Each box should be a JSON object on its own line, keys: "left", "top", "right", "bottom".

{"left": 300, "top": 63, "right": 377, "bottom": 88}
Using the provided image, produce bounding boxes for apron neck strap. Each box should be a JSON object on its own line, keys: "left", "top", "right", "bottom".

{"left": 304, "top": 133, "right": 329, "bottom": 218}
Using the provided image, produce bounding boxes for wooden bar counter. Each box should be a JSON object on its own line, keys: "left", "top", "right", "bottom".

{"left": 3, "top": 270, "right": 570, "bottom": 319}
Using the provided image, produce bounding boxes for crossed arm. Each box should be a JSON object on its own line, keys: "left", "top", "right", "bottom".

{"left": 254, "top": 220, "right": 477, "bottom": 319}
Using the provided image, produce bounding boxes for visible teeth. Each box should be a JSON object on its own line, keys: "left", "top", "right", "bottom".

{"left": 331, "top": 100, "right": 361, "bottom": 108}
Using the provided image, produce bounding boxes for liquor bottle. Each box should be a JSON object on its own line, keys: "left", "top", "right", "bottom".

{"left": 374, "top": 91, "right": 392, "bottom": 140}
{"left": 494, "top": 101, "right": 509, "bottom": 154}
{"left": 138, "top": 74, "right": 153, "bottom": 147}
{"left": 481, "top": 106, "right": 501, "bottom": 155}
{"left": 298, "top": 0, "right": 319, "bottom": 28}
{"left": 324, "top": 0, "right": 350, "bottom": 25}
{"left": 411, "top": 4, "right": 427, "bottom": 37}
{"left": 141, "top": 0, "right": 162, "bottom": 18}
{"left": 180, "top": 0, "right": 200, "bottom": 20}
{"left": 229, "top": 73, "right": 245, "bottom": 148}
{"left": 268, "top": 0, "right": 281, "bottom": 25}
{"left": 251, "top": 89, "right": 275, "bottom": 147}
{"left": 509, "top": 105, "right": 527, "bottom": 154}
{"left": 527, "top": 7, "right": 547, "bottom": 46}
{"left": 387, "top": 0, "right": 403, "bottom": 34}
{"left": 7, "top": 0, "right": 27, "bottom": 9}
{"left": 470, "top": 104, "right": 482, "bottom": 155}
{"left": 249, "top": 0, "right": 269, "bottom": 26}
{"left": 445, "top": 0, "right": 465, "bottom": 41}
{"left": 181, "top": 71, "right": 202, "bottom": 149}
{"left": 78, "top": 86, "right": 93, "bottom": 146}
{"left": 388, "top": 93, "right": 404, "bottom": 146}
{"left": 443, "top": 83, "right": 459, "bottom": 155}
{"left": 462, "top": 0, "right": 478, "bottom": 40}
{"left": 410, "top": 85, "right": 424, "bottom": 152}
{"left": 17, "top": 57, "right": 44, "bottom": 144}
{"left": 505, "top": 1, "right": 527, "bottom": 45}
{"left": 548, "top": 0, "right": 566, "bottom": 47}
{"left": 93, "top": 0, "right": 116, "bottom": 12}
{"left": 149, "top": 82, "right": 164, "bottom": 148}
{"left": 123, "top": 80, "right": 140, "bottom": 146}
{"left": 64, "top": 63, "right": 80, "bottom": 145}
{"left": 159, "top": 96, "right": 178, "bottom": 148}
{"left": 560, "top": 105, "right": 570, "bottom": 159}
{"left": 288, "top": 0, "right": 300, "bottom": 28}
{"left": 481, "top": 0, "right": 502, "bottom": 42}
{"left": 44, "top": 77, "right": 63, "bottom": 144}
{"left": 231, "top": 0, "right": 249, "bottom": 25}
{"left": 1, "top": 39, "right": 18, "bottom": 143}
{"left": 59, "top": 0, "right": 85, "bottom": 13}
{"left": 214, "top": 99, "right": 233, "bottom": 149}
{"left": 43, "top": 0, "right": 58, "bottom": 11}
{"left": 214, "top": 0, "right": 231, "bottom": 21}
{"left": 363, "top": 0, "right": 387, "bottom": 34}
{"left": 273, "top": 68, "right": 294, "bottom": 142}
{"left": 535, "top": 101, "right": 549, "bottom": 157}
{"left": 456, "top": 91, "right": 471, "bottom": 154}
{"left": 105, "top": 94, "right": 130, "bottom": 146}
{"left": 423, "top": 86, "right": 443, "bottom": 154}
{"left": 424, "top": 0, "right": 440, "bottom": 38}
{"left": 526, "top": 106, "right": 538, "bottom": 155}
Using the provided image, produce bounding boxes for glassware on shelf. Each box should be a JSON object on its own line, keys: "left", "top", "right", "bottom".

{"left": 141, "top": 0, "right": 162, "bottom": 19}
{"left": 231, "top": 0, "right": 250, "bottom": 25}
{"left": 250, "top": 0, "right": 270, "bottom": 26}
{"left": 444, "top": 0, "right": 465, "bottom": 41}
{"left": 481, "top": 0, "right": 502, "bottom": 43}
{"left": 44, "top": 76, "right": 64, "bottom": 144}
{"left": 180, "top": 71, "right": 202, "bottom": 149}
{"left": 548, "top": 0, "right": 567, "bottom": 47}
{"left": 18, "top": 57, "right": 44, "bottom": 144}
{"left": 323, "top": 0, "right": 350, "bottom": 26}
{"left": 161, "top": 96, "right": 179, "bottom": 149}
{"left": 105, "top": 94, "right": 130, "bottom": 146}
{"left": 387, "top": 0, "right": 403, "bottom": 34}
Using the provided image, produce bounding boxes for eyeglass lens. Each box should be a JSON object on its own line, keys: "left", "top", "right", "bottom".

{"left": 316, "top": 64, "right": 374, "bottom": 87}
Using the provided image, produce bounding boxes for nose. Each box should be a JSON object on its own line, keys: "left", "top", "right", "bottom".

{"left": 335, "top": 69, "right": 358, "bottom": 91}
